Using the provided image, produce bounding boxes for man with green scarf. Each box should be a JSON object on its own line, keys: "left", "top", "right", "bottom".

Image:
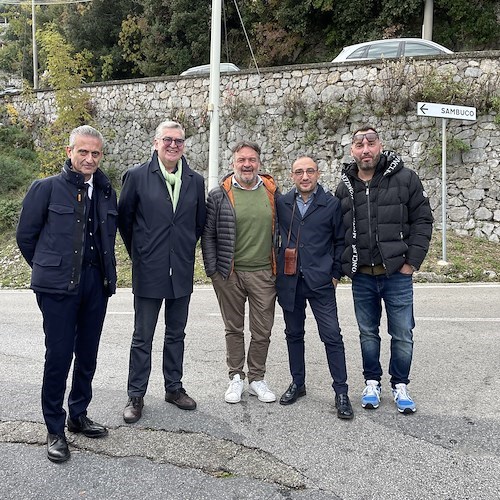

{"left": 118, "top": 120, "right": 206, "bottom": 424}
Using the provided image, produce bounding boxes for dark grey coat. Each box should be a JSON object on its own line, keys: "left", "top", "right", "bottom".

{"left": 118, "top": 152, "right": 206, "bottom": 299}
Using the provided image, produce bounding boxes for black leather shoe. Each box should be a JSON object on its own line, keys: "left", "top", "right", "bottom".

{"left": 47, "top": 433, "right": 70, "bottom": 463}
{"left": 123, "top": 396, "right": 144, "bottom": 424}
{"left": 67, "top": 415, "right": 109, "bottom": 438}
{"left": 165, "top": 388, "right": 197, "bottom": 410}
{"left": 335, "top": 393, "right": 354, "bottom": 420}
{"left": 279, "top": 382, "right": 306, "bottom": 405}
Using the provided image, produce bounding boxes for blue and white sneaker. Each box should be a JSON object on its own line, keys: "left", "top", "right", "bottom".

{"left": 361, "top": 380, "right": 381, "bottom": 409}
{"left": 392, "top": 383, "right": 416, "bottom": 414}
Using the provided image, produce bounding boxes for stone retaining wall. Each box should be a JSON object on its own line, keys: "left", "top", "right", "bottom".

{"left": 7, "top": 51, "right": 500, "bottom": 241}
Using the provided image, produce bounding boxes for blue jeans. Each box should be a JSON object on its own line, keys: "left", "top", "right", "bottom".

{"left": 352, "top": 272, "right": 415, "bottom": 387}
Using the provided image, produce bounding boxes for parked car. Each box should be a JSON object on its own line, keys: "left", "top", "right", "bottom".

{"left": 0, "top": 85, "right": 21, "bottom": 96}
{"left": 331, "top": 38, "right": 452, "bottom": 62}
{"left": 181, "top": 63, "right": 240, "bottom": 76}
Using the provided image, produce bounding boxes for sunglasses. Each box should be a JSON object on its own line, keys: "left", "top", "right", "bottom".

{"left": 352, "top": 132, "right": 379, "bottom": 144}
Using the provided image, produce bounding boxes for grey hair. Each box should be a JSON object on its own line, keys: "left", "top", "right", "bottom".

{"left": 231, "top": 140, "right": 261, "bottom": 157}
{"left": 155, "top": 120, "right": 185, "bottom": 139}
{"left": 68, "top": 125, "right": 104, "bottom": 148}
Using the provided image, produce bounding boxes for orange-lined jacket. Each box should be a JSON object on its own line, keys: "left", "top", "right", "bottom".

{"left": 201, "top": 173, "right": 279, "bottom": 279}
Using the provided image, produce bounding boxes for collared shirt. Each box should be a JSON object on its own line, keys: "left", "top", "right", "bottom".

{"left": 85, "top": 175, "right": 94, "bottom": 199}
{"left": 232, "top": 175, "right": 263, "bottom": 191}
{"left": 295, "top": 187, "right": 317, "bottom": 217}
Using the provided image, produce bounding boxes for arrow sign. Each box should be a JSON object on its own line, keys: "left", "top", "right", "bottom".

{"left": 417, "top": 102, "right": 476, "bottom": 121}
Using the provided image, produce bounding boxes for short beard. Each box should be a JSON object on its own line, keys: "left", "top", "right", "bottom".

{"left": 356, "top": 152, "right": 380, "bottom": 172}
{"left": 235, "top": 173, "right": 257, "bottom": 187}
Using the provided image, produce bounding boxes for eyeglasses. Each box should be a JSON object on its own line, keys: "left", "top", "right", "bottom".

{"left": 352, "top": 132, "right": 379, "bottom": 145}
{"left": 292, "top": 168, "right": 318, "bottom": 177}
{"left": 162, "top": 137, "right": 185, "bottom": 146}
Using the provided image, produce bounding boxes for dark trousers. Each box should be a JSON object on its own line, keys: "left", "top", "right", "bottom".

{"left": 36, "top": 265, "right": 108, "bottom": 435}
{"left": 127, "top": 294, "right": 191, "bottom": 396}
{"left": 282, "top": 277, "right": 348, "bottom": 395}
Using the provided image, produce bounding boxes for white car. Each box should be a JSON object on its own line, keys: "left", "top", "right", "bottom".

{"left": 180, "top": 63, "right": 240, "bottom": 76}
{"left": 332, "top": 38, "right": 452, "bottom": 62}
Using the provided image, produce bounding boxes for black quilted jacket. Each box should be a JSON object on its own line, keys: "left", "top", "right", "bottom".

{"left": 335, "top": 151, "right": 433, "bottom": 278}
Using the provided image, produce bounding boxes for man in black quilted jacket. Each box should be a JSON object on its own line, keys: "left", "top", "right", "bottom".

{"left": 335, "top": 125, "right": 433, "bottom": 415}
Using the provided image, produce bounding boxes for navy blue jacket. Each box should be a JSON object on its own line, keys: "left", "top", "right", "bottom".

{"left": 16, "top": 161, "right": 118, "bottom": 296}
{"left": 118, "top": 152, "right": 206, "bottom": 299}
{"left": 275, "top": 185, "right": 345, "bottom": 312}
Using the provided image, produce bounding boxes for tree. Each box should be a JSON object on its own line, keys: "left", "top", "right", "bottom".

{"left": 37, "top": 23, "right": 94, "bottom": 176}
{"left": 60, "top": 0, "right": 142, "bottom": 81}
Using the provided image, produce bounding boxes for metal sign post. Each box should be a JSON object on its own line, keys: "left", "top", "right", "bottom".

{"left": 417, "top": 102, "right": 477, "bottom": 263}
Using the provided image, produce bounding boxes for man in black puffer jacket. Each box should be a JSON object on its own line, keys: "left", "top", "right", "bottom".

{"left": 335, "top": 125, "right": 433, "bottom": 415}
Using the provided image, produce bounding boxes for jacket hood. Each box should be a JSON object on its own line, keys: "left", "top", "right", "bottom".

{"left": 342, "top": 150, "right": 404, "bottom": 178}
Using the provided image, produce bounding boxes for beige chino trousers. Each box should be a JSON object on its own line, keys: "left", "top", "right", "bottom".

{"left": 211, "top": 269, "right": 276, "bottom": 383}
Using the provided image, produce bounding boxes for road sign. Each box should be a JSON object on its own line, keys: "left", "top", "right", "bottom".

{"left": 416, "top": 101, "right": 478, "bottom": 263}
{"left": 417, "top": 102, "right": 477, "bottom": 121}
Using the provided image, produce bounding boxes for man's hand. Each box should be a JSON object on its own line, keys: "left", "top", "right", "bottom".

{"left": 400, "top": 263, "right": 415, "bottom": 275}
{"left": 332, "top": 278, "right": 339, "bottom": 288}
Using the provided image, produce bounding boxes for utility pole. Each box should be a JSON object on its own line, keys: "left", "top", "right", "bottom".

{"left": 31, "top": 0, "right": 38, "bottom": 88}
{"left": 207, "top": 0, "right": 221, "bottom": 191}
{"left": 0, "top": 0, "right": 92, "bottom": 90}
{"left": 422, "top": 0, "right": 433, "bottom": 40}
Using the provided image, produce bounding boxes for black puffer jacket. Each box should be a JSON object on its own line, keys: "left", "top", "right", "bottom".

{"left": 201, "top": 173, "right": 278, "bottom": 279}
{"left": 335, "top": 151, "right": 433, "bottom": 278}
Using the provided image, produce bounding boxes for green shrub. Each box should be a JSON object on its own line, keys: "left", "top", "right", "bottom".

{"left": 0, "top": 198, "right": 22, "bottom": 231}
{"left": 0, "top": 157, "right": 36, "bottom": 195}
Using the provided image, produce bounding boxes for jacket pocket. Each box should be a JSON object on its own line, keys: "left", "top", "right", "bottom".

{"left": 31, "top": 251, "right": 68, "bottom": 291}
{"left": 47, "top": 204, "right": 75, "bottom": 234}
{"left": 32, "top": 251, "right": 62, "bottom": 267}
{"left": 106, "top": 209, "right": 118, "bottom": 236}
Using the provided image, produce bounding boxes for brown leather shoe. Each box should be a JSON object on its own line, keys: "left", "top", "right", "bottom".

{"left": 123, "top": 396, "right": 144, "bottom": 423}
{"left": 165, "top": 388, "right": 196, "bottom": 410}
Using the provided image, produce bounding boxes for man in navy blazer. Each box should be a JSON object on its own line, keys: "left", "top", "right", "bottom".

{"left": 17, "top": 125, "right": 118, "bottom": 462}
{"left": 275, "top": 156, "right": 353, "bottom": 419}
{"left": 118, "top": 120, "right": 206, "bottom": 423}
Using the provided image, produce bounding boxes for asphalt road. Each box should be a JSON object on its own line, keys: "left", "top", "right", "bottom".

{"left": 1, "top": 283, "right": 499, "bottom": 500}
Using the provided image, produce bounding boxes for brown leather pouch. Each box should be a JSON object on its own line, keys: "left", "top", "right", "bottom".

{"left": 284, "top": 247, "right": 297, "bottom": 275}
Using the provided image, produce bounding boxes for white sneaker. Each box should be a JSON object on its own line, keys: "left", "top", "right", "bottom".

{"left": 392, "top": 383, "right": 416, "bottom": 414}
{"left": 361, "top": 380, "right": 381, "bottom": 409}
{"left": 225, "top": 374, "right": 244, "bottom": 403}
{"left": 248, "top": 380, "right": 276, "bottom": 403}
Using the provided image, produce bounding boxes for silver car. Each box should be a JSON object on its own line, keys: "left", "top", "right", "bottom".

{"left": 332, "top": 38, "right": 452, "bottom": 62}
{"left": 180, "top": 63, "right": 240, "bottom": 76}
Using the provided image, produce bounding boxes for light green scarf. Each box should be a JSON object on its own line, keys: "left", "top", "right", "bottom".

{"left": 159, "top": 158, "right": 183, "bottom": 211}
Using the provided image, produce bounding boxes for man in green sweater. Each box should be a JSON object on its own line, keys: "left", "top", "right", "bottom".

{"left": 202, "top": 141, "right": 279, "bottom": 404}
